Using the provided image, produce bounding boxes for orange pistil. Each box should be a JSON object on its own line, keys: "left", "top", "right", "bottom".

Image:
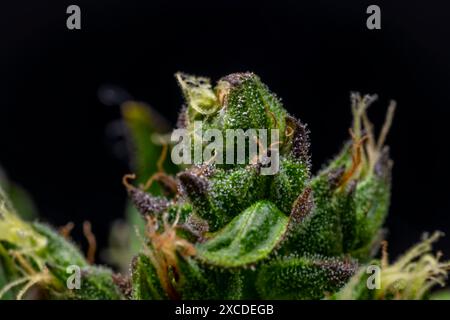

{"left": 285, "top": 124, "right": 294, "bottom": 138}
{"left": 339, "top": 128, "right": 368, "bottom": 187}
{"left": 348, "top": 93, "right": 396, "bottom": 177}
{"left": 143, "top": 144, "right": 178, "bottom": 195}
{"left": 122, "top": 173, "right": 137, "bottom": 192}
{"left": 144, "top": 212, "right": 196, "bottom": 299}
{"left": 59, "top": 222, "right": 75, "bottom": 239}
{"left": 83, "top": 221, "right": 97, "bottom": 264}
{"left": 122, "top": 144, "right": 178, "bottom": 196}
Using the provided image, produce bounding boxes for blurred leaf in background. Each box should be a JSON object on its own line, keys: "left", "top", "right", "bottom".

{"left": 103, "top": 101, "right": 179, "bottom": 272}
{"left": 0, "top": 166, "right": 38, "bottom": 221}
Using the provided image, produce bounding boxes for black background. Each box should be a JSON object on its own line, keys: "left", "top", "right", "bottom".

{"left": 1, "top": 0, "right": 449, "bottom": 261}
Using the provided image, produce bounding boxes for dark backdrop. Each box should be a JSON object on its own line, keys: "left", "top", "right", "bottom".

{"left": 1, "top": 0, "right": 449, "bottom": 260}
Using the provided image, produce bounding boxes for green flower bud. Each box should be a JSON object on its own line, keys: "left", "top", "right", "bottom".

{"left": 2, "top": 72, "right": 448, "bottom": 301}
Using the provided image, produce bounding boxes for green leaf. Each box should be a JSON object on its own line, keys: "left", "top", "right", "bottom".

{"left": 430, "top": 289, "right": 450, "bottom": 300}
{"left": 221, "top": 73, "right": 283, "bottom": 133}
{"left": 69, "top": 266, "right": 123, "bottom": 300}
{"left": 0, "top": 168, "right": 38, "bottom": 221}
{"left": 196, "top": 201, "right": 288, "bottom": 267}
{"left": 177, "top": 257, "right": 244, "bottom": 299}
{"left": 256, "top": 255, "right": 358, "bottom": 299}
{"left": 178, "top": 165, "right": 269, "bottom": 231}
{"left": 270, "top": 157, "right": 309, "bottom": 214}
{"left": 0, "top": 188, "right": 47, "bottom": 253}
{"left": 350, "top": 175, "right": 390, "bottom": 256}
{"left": 7, "top": 185, "right": 38, "bottom": 221}
{"left": 32, "top": 222, "right": 87, "bottom": 270}
{"left": 131, "top": 253, "right": 167, "bottom": 300}
{"left": 287, "top": 174, "right": 344, "bottom": 257}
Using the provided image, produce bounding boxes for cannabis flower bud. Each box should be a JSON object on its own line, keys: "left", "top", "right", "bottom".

{"left": 0, "top": 72, "right": 448, "bottom": 300}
